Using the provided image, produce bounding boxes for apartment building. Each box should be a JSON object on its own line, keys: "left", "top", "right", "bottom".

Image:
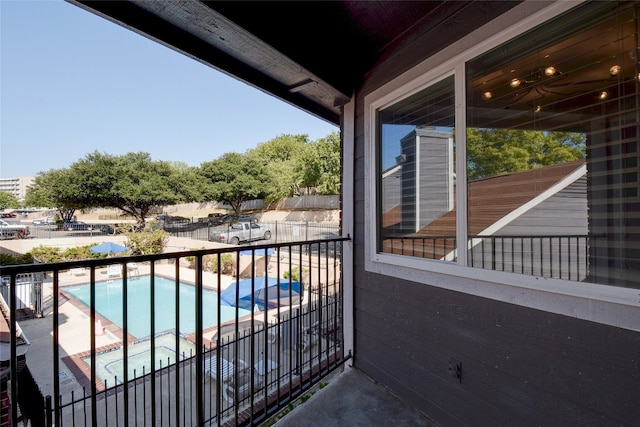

{"left": 0, "top": 177, "right": 34, "bottom": 203}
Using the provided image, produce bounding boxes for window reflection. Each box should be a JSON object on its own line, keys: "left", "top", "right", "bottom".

{"left": 378, "top": 76, "right": 457, "bottom": 261}
{"left": 466, "top": 1, "right": 640, "bottom": 288}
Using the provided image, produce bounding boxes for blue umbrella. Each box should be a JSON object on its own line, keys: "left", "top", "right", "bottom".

{"left": 239, "top": 248, "right": 275, "bottom": 256}
{"left": 90, "top": 241, "right": 128, "bottom": 254}
{"left": 220, "top": 277, "right": 302, "bottom": 311}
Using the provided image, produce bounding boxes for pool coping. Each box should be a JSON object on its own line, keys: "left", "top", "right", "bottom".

{"left": 58, "top": 272, "right": 243, "bottom": 392}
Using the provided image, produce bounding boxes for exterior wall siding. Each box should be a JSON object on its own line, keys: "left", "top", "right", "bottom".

{"left": 352, "top": 2, "right": 640, "bottom": 426}
{"left": 496, "top": 177, "right": 588, "bottom": 236}
{"left": 353, "top": 272, "right": 640, "bottom": 426}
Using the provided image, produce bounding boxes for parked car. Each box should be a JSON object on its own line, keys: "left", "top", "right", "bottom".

{"left": 0, "top": 219, "right": 30, "bottom": 239}
{"left": 99, "top": 224, "right": 117, "bottom": 234}
{"left": 209, "top": 214, "right": 257, "bottom": 226}
{"left": 64, "top": 221, "right": 94, "bottom": 231}
{"left": 208, "top": 214, "right": 231, "bottom": 226}
{"left": 32, "top": 217, "right": 55, "bottom": 226}
{"left": 162, "top": 216, "right": 199, "bottom": 232}
{"left": 209, "top": 221, "right": 271, "bottom": 244}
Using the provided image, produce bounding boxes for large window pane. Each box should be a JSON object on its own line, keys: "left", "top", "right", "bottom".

{"left": 378, "top": 75, "right": 456, "bottom": 261}
{"left": 466, "top": 2, "right": 640, "bottom": 288}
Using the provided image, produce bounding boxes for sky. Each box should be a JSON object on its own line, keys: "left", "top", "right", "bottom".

{"left": 0, "top": 0, "right": 338, "bottom": 178}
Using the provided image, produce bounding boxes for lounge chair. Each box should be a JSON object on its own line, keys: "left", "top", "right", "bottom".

{"left": 107, "top": 264, "right": 122, "bottom": 278}
{"left": 203, "top": 354, "right": 238, "bottom": 383}
{"left": 211, "top": 319, "right": 277, "bottom": 345}
{"left": 70, "top": 268, "right": 87, "bottom": 276}
{"left": 203, "top": 351, "right": 278, "bottom": 404}
{"left": 126, "top": 262, "right": 139, "bottom": 276}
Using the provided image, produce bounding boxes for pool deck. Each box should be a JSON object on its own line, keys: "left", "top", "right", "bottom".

{"left": 18, "top": 262, "right": 240, "bottom": 398}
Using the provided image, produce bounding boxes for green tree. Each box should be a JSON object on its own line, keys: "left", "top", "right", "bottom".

{"left": 0, "top": 252, "right": 34, "bottom": 265}
{"left": 250, "top": 134, "right": 309, "bottom": 203}
{"left": 0, "top": 192, "right": 21, "bottom": 210}
{"left": 27, "top": 152, "right": 197, "bottom": 228}
{"left": 72, "top": 151, "right": 197, "bottom": 228}
{"left": 199, "top": 152, "right": 270, "bottom": 214}
{"left": 25, "top": 168, "right": 90, "bottom": 222}
{"left": 124, "top": 228, "right": 168, "bottom": 255}
{"left": 299, "top": 131, "right": 341, "bottom": 194}
{"left": 466, "top": 129, "right": 585, "bottom": 180}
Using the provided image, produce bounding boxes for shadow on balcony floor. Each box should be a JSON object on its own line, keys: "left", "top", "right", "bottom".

{"left": 272, "top": 366, "right": 437, "bottom": 427}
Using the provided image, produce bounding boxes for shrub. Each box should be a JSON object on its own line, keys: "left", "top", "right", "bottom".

{"left": 186, "top": 247, "right": 205, "bottom": 269}
{"left": 0, "top": 252, "right": 34, "bottom": 265}
{"left": 28, "top": 246, "right": 64, "bottom": 263}
{"left": 283, "top": 266, "right": 308, "bottom": 282}
{"left": 124, "top": 228, "right": 168, "bottom": 255}
{"left": 206, "top": 253, "right": 234, "bottom": 274}
{"left": 63, "top": 245, "right": 101, "bottom": 260}
{"left": 27, "top": 245, "right": 104, "bottom": 262}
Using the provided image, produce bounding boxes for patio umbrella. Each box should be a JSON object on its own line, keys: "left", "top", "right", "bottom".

{"left": 255, "top": 284, "right": 301, "bottom": 309}
{"left": 239, "top": 248, "right": 276, "bottom": 257}
{"left": 90, "top": 241, "right": 128, "bottom": 254}
{"left": 220, "top": 277, "right": 302, "bottom": 311}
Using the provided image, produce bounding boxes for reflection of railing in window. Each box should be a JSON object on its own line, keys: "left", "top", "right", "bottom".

{"left": 468, "top": 235, "right": 589, "bottom": 282}
{"left": 383, "top": 234, "right": 590, "bottom": 281}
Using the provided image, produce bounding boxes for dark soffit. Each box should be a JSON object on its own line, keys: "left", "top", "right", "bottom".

{"left": 68, "top": 1, "right": 521, "bottom": 126}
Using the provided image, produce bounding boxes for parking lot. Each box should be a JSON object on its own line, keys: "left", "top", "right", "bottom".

{"left": 10, "top": 218, "right": 339, "bottom": 246}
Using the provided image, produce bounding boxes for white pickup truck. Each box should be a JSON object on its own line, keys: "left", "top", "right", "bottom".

{"left": 0, "top": 219, "right": 30, "bottom": 239}
{"left": 209, "top": 221, "right": 272, "bottom": 245}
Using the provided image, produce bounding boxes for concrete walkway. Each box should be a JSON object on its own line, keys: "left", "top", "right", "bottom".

{"left": 273, "top": 366, "right": 437, "bottom": 427}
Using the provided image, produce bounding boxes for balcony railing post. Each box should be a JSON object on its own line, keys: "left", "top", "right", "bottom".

{"left": 3, "top": 236, "right": 349, "bottom": 426}
{"left": 195, "top": 254, "right": 204, "bottom": 427}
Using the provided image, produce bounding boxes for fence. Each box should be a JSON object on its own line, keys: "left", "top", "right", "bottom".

{"left": 1, "top": 237, "right": 349, "bottom": 426}
{"left": 0, "top": 272, "right": 44, "bottom": 318}
{"left": 24, "top": 221, "right": 340, "bottom": 246}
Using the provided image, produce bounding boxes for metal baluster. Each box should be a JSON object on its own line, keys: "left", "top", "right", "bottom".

{"left": 122, "top": 264, "right": 129, "bottom": 426}
{"left": 53, "top": 270, "right": 61, "bottom": 426}
{"left": 150, "top": 262, "right": 157, "bottom": 426}
{"left": 195, "top": 255, "right": 204, "bottom": 427}
{"left": 174, "top": 258, "right": 180, "bottom": 427}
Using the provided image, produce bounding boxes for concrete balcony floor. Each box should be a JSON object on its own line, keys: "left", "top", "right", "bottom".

{"left": 273, "top": 366, "right": 437, "bottom": 427}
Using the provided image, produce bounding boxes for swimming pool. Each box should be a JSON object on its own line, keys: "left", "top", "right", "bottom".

{"left": 64, "top": 275, "right": 252, "bottom": 338}
{"left": 83, "top": 333, "right": 195, "bottom": 386}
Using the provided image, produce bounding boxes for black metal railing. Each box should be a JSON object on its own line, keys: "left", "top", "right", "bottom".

{"left": 0, "top": 237, "right": 349, "bottom": 426}
{"left": 468, "top": 234, "right": 589, "bottom": 281}
{"left": 383, "top": 234, "right": 589, "bottom": 281}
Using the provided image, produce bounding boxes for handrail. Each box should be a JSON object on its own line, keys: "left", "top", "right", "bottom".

{"left": 1, "top": 236, "right": 350, "bottom": 426}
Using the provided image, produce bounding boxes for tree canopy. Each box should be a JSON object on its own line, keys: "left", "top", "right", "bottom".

{"left": 299, "top": 131, "right": 341, "bottom": 194}
{"left": 27, "top": 152, "right": 198, "bottom": 226}
{"left": 199, "top": 152, "right": 270, "bottom": 214}
{"left": 0, "top": 192, "right": 21, "bottom": 210}
{"left": 250, "top": 134, "right": 309, "bottom": 203}
{"left": 25, "top": 167, "right": 92, "bottom": 222}
{"left": 25, "top": 132, "right": 341, "bottom": 221}
{"left": 466, "top": 129, "right": 585, "bottom": 180}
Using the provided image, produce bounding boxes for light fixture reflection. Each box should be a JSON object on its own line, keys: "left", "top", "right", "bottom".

{"left": 610, "top": 65, "right": 621, "bottom": 76}
{"left": 544, "top": 66, "right": 557, "bottom": 76}
{"left": 598, "top": 90, "right": 609, "bottom": 100}
{"left": 482, "top": 91, "right": 493, "bottom": 100}
{"left": 509, "top": 78, "right": 521, "bottom": 88}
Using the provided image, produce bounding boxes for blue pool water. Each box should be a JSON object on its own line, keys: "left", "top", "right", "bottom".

{"left": 64, "top": 275, "right": 252, "bottom": 338}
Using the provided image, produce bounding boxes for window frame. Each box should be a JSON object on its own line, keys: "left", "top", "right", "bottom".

{"left": 363, "top": 0, "right": 640, "bottom": 332}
